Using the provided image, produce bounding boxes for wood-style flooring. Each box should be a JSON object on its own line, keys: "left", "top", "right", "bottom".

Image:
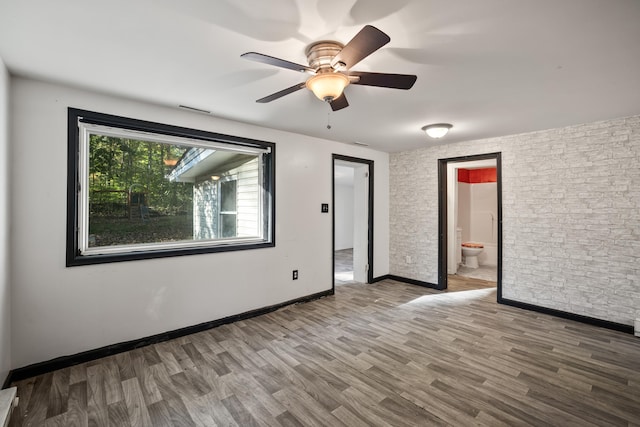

{"left": 334, "top": 249, "right": 354, "bottom": 286}
{"left": 9, "top": 280, "right": 640, "bottom": 426}
{"left": 447, "top": 274, "right": 495, "bottom": 292}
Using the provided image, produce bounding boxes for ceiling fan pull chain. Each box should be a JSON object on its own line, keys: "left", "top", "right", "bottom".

{"left": 327, "top": 112, "right": 332, "bottom": 130}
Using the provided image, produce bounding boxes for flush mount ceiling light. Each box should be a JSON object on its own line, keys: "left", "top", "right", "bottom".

{"left": 422, "top": 123, "right": 453, "bottom": 139}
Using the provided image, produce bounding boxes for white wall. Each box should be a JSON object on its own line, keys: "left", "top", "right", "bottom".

{"left": 334, "top": 184, "right": 354, "bottom": 251}
{"left": 446, "top": 163, "right": 458, "bottom": 274}
{"left": 9, "top": 77, "right": 390, "bottom": 368}
{"left": 0, "top": 57, "right": 10, "bottom": 383}
{"left": 390, "top": 115, "right": 640, "bottom": 326}
{"left": 457, "top": 182, "right": 470, "bottom": 242}
{"left": 352, "top": 164, "right": 369, "bottom": 283}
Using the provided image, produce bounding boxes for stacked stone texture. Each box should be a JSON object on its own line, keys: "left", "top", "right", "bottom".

{"left": 390, "top": 115, "right": 640, "bottom": 326}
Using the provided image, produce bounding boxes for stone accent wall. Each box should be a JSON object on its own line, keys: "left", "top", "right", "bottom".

{"left": 390, "top": 115, "right": 640, "bottom": 326}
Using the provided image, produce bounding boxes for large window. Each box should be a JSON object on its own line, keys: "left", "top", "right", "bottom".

{"left": 67, "top": 108, "right": 275, "bottom": 266}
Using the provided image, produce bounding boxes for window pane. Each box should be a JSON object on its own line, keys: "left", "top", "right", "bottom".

{"left": 220, "top": 214, "right": 237, "bottom": 238}
{"left": 88, "top": 136, "right": 193, "bottom": 247}
{"left": 87, "top": 135, "right": 261, "bottom": 247}
{"left": 220, "top": 179, "right": 237, "bottom": 213}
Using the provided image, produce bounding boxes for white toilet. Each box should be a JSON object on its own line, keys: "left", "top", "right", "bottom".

{"left": 461, "top": 242, "right": 484, "bottom": 268}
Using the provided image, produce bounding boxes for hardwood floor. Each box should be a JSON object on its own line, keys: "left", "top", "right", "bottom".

{"left": 334, "top": 249, "right": 354, "bottom": 286}
{"left": 447, "top": 274, "right": 495, "bottom": 292}
{"left": 9, "top": 280, "right": 640, "bottom": 426}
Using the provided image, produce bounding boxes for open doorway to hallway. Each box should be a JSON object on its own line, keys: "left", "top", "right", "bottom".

{"left": 332, "top": 155, "right": 373, "bottom": 288}
{"left": 438, "top": 153, "right": 502, "bottom": 296}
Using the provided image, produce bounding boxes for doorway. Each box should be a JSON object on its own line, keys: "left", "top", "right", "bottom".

{"left": 332, "top": 155, "right": 373, "bottom": 289}
{"left": 438, "top": 152, "right": 502, "bottom": 297}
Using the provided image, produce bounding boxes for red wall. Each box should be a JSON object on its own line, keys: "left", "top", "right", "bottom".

{"left": 458, "top": 168, "right": 496, "bottom": 183}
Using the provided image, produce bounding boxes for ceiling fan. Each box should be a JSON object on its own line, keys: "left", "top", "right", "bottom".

{"left": 241, "top": 25, "right": 417, "bottom": 111}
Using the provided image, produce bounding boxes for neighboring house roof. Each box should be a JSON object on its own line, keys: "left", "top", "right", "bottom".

{"left": 167, "top": 147, "right": 254, "bottom": 183}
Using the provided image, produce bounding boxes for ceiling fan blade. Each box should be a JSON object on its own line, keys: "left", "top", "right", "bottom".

{"left": 241, "top": 52, "right": 314, "bottom": 74}
{"left": 256, "top": 83, "right": 307, "bottom": 103}
{"left": 330, "top": 94, "right": 349, "bottom": 111}
{"left": 331, "top": 25, "right": 390, "bottom": 70}
{"left": 349, "top": 71, "right": 417, "bottom": 89}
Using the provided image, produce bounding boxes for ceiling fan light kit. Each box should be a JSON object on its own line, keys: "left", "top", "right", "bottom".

{"left": 241, "top": 25, "right": 417, "bottom": 111}
{"left": 306, "top": 73, "right": 350, "bottom": 102}
{"left": 422, "top": 123, "right": 453, "bottom": 139}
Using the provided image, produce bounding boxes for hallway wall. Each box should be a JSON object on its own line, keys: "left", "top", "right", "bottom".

{"left": 390, "top": 115, "right": 640, "bottom": 326}
{"left": 334, "top": 183, "right": 354, "bottom": 251}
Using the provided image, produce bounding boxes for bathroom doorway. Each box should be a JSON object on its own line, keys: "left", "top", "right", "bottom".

{"left": 438, "top": 153, "right": 502, "bottom": 298}
{"left": 332, "top": 155, "right": 373, "bottom": 288}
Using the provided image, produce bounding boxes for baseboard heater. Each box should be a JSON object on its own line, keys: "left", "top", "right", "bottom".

{"left": 0, "top": 387, "right": 17, "bottom": 427}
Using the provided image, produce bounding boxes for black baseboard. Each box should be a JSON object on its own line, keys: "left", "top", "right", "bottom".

{"left": 374, "top": 274, "right": 439, "bottom": 289}
{"left": 1, "top": 373, "right": 12, "bottom": 390}
{"left": 377, "top": 276, "right": 634, "bottom": 335}
{"left": 7, "top": 286, "right": 630, "bottom": 388}
{"left": 3, "top": 289, "right": 333, "bottom": 387}
{"left": 500, "top": 298, "right": 634, "bottom": 334}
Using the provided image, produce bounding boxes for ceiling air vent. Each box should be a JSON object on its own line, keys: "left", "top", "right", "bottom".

{"left": 178, "top": 105, "right": 211, "bottom": 114}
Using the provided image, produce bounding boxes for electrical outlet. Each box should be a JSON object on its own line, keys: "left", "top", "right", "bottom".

{"left": 321, "top": 203, "right": 329, "bottom": 213}
{"left": 405, "top": 255, "right": 412, "bottom": 264}
{"left": 292, "top": 270, "right": 298, "bottom": 280}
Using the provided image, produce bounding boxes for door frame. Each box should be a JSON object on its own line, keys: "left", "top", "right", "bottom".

{"left": 332, "top": 154, "right": 374, "bottom": 290}
{"left": 437, "top": 152, "right": 502, "bottom": 299}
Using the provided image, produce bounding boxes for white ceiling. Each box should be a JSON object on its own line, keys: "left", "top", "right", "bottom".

{"left": 1, "top": 0, "right": 639, "bottom": 153}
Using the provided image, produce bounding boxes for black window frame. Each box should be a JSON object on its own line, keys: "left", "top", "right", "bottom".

{"left": 66, "top": 108, "right": 275, "bottom": 267}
